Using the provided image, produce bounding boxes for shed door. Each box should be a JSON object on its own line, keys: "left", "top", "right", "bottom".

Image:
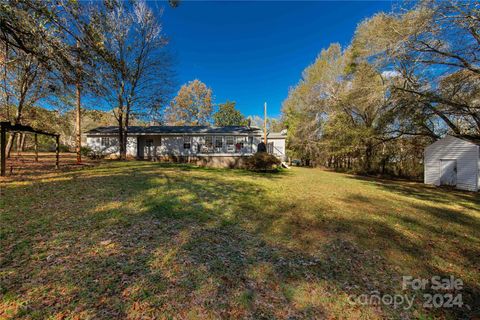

{"left": 440, "top": 159, "right": 457, "bottom": 186}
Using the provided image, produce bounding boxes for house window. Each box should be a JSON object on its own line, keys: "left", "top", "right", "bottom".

{"left": 226, "top": 136, "right": 234, "bottom": 152}
{"left": 267, "top": 142, "right": 274, "bottom": 154}
{"left": 197, "top": 136, "right": 204, "bottom": 153}
{"left": 101, "top": 137, "right": 111, "bottom": 147}
{"left": 145, "top": 139, "right": 153, "bottom": 147}
{"left": 204, "top": 136, "right": 213, "bottom": 153}
{"left": 214, "top": 136, "right": 223, "bottom": 152}
{"left": 183, "top": 136, "right": 191, "bottom": 149}
{"left": 236, "top": 136, "right": 246, "bottom": 152}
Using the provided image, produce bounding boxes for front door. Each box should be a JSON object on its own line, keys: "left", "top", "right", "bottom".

{"left": 145, "top": 139, "right": 153, "bottom": 160}
{"left": 440, "top": 159, "right": 457, "bottom": 186}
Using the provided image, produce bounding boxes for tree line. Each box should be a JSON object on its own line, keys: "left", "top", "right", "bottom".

{"left": 0, "top": 0, "right": 251, "bottom": 162}
{"left": 282, "top": 0, "right": 479, "bottom": 178}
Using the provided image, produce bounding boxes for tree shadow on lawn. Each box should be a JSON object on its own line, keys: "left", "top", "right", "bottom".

{"left": 346, "top": 174, "right": 480, "bottom": 211}
{"left": 1, "top": 162, "right": 477, "bottom": 319}
{"left": 337, "top": 191, "right": 479, "bottom": 319}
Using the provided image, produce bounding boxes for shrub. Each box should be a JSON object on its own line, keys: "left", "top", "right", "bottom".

{"left": 88, "top": 150, "right": 105, "bottom": 160}
{"left": 245, "top": 152, "right": 281, "bottom": 172}
{"left": 80, "top": 146, "right": 105, "bottom": 160}
{"left": 48, "top": 144, "right": 70, "bottom": 152}
{"left": 80, "top": 146, "right": 93, "bottom": 156}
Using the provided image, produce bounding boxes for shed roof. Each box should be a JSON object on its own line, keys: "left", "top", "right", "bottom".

{"left": 454, "top": 135, "right": 480, "bottom": 146}
{"left": 267, "top": 132, "right": 287, "bottom": 138}
{"left": 86, "top": 125, "right": 262, "bottom": 135}
{"left": 426, "top": 135, "right": 480, "bottom": 150}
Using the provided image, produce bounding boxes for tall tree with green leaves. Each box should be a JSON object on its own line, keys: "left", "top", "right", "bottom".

{"left": 353, "top": 0, "right": 480, "bottom": 136}
{"left": 282, "top": 43, "right": 346, "bottom": 164}
{"left": 213, "top": 101, "right": 247, "bottom": 126}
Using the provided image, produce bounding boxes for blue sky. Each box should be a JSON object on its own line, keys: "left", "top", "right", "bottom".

{"left": 157, "top": 1, "right": 395, "bottom": 119}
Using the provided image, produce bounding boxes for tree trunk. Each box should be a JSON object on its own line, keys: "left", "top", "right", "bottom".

{"left": 75, "top": 82, "right": 82, "bottom": 164}
{"left": 5, "top": 132, "right": 16, "bottom": 158}
{"left": 19, "top": 133, "right": 26, "bottom": 151}
{"left": 117, "top": 82, "right": 126, "bottom": 160}
{"left": 6, "top": 93, "right": 26, "bottom": 158}
{"left": 118, "top": 113, "right": 125, "bottom": 160}
{"left": 34, "top": 133, "right": 38, "bottom": 162}
{"left": 55, "top": 135, "right": 59, "bottom": 169}
{"left": 1, "top": 123, "right": 6, "bottom": 176}
{"left": 122, "top": 107, "right": 130, "bottom": 160}
{"left": 121, "top": 130, "right": 127, "bottom": 160}
{"left": 16, "top": 133, "right": 21, "bottom": 153}
{"left": 364, "top": 144, "right": 373, "bottom": 173}
{"left": 3, "top": 42, "right": 10, "bottom": 120}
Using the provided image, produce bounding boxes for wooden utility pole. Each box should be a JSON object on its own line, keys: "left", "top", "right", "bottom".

{"left": 75, "top": 41, "right": 82, "bottom": 164}
{"left": 264, "top": 102, "right": 267, "bottom": 144}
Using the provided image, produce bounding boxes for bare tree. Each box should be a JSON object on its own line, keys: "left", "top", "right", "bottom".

{"left": 0, "top": 47, "right": 52, "bottom": 157}
{"left": 0, "top": 1, "right": 106, "bottom": 162}
{"left": 91, "top": 1, "right": 174, "bottom": 159}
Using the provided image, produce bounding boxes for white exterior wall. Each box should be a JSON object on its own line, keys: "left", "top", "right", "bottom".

{"left": 424, "top": 135, "right": 479, "bottom": 191}
{"left": 86, "top": 136, "right": 120, "bottom": 155}
{"left": 87, "top": 134, "right": 265, "bottom": 158}
{"left": 87, "top": 136, "right": 137, "bottom": 157}
{"left": 252, "top": 136, "right": 261, "bottom": 153}
{"left": 126, "top": 137, "right": 137, "bottom": 156}
{"left": 160, "top": 136, "right": 184, "bottom": 155}
{"left": 269, "top": 137, "right": 286, "bottom": 161}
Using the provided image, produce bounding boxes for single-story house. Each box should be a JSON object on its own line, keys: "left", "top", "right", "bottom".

{"left": 85, "top": 125, "right": 287, "bottom": 167}
{"left": 424, "top": 135, "right": 480, "bottom": 191}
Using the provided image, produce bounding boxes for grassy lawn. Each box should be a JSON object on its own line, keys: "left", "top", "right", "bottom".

{"left": 1, "top": 161, "right": 479, "bottom": 319}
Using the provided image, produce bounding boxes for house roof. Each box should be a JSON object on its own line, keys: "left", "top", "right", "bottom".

{"left": 86, "top": 125, "right": 263, "bottom": 135}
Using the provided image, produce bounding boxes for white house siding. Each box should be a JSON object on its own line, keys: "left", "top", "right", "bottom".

{"left": 86, "top": 136, "right": 119, "bottom": 155}
{"left": 87, "top": 136, "right": 137, "bottom": 157}
{"left": 252, "top": 136, "right": 261, "bottom": 153}
{"left": 269, "top": 137, "right": 286, "bottom": 161}
{"left": 126, "top": 137, "right": 137, "bottom": 156}
{"left": 89, "top": 134, "right": 265, "bottom": 158}
{"left": 160, "top": 136, "right": 183, "bottom": 155}
{"left": 424, "top": 135, "right": 479, "bottom": 191}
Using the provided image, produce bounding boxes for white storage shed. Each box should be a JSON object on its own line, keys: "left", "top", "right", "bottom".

{"left": 424, "top": 135, "right": 480, "bottom": 192}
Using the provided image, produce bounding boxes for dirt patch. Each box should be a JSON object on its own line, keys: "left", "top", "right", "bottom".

{"left": 0, "top": 152, "right": 100, "bottom": 181}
